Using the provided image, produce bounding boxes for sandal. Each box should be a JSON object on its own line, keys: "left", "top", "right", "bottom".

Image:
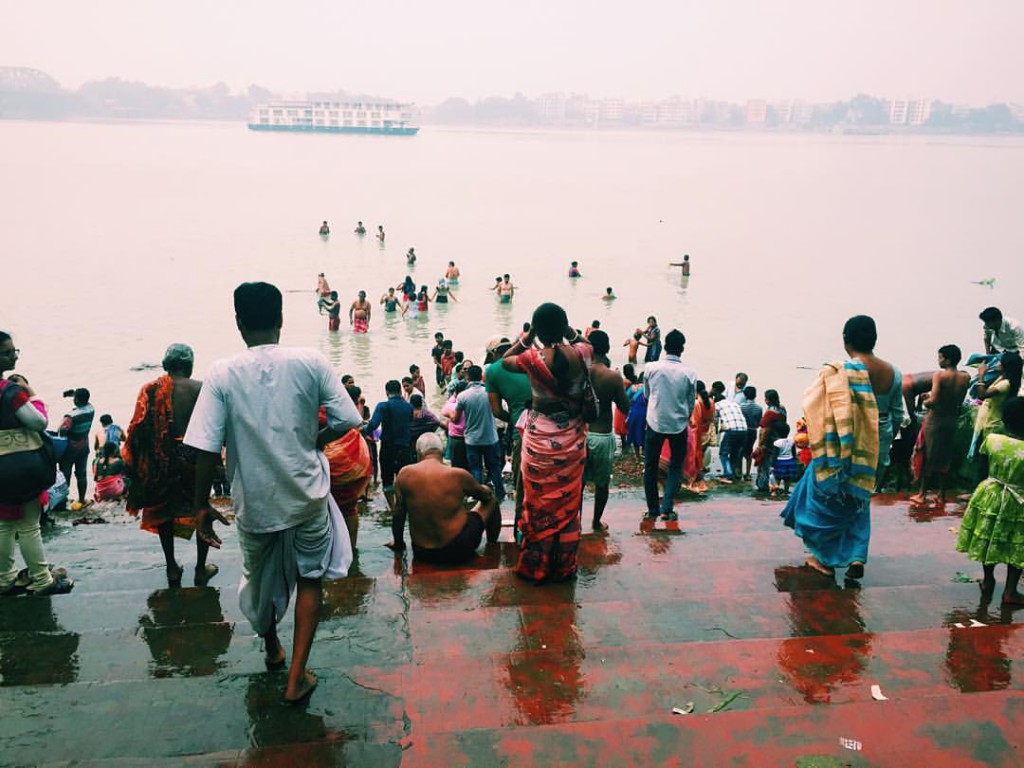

{"left": 28, "top": 574, "right": 74, "bottom": 596}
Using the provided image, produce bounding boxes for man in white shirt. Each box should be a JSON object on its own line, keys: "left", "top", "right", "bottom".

{"left": 981, "top": 307, "right": 1024, "bottom": 354}
{"left": 727, "top": 372, "right": 749, "bottom": 403}
{"left": 185, "top": 282, "right": 362, "bottom": 705}
{"left": 643, "top": 329, "right": 697, "bottom": 521}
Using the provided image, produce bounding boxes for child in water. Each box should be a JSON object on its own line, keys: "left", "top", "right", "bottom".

{"left": 568, "top": 261, "right": 582, "bottom": 277}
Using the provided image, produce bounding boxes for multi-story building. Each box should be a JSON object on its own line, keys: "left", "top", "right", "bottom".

{"left": 908, "top": 98, "right": 933, "bottom": 126}
{"left": 889, "top": 99, "right": 909, "bottom": 125}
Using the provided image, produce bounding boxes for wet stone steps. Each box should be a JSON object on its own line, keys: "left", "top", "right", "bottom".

{"left": 3, "top": 491, "right": 1023, "bottom": 765}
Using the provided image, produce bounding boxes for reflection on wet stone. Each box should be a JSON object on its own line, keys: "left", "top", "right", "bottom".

{"left": 0, "top": 596, "right": 79, "bottom": 686}
{"left": 138, "top": 587, "right": 232, "bottom": 678}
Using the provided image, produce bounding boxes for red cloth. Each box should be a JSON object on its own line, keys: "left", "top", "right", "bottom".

{"left": 514, "top": 346, "right": 587, "bottom": 582}
{"left": 122, "top": 375, "right": 196, "bottom": 538}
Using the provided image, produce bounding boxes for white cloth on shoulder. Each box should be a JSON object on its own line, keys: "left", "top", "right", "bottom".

{"left": 237, "top": 494, "right": 352, "bottom": 636}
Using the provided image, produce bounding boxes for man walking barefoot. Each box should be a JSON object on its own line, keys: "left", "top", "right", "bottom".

{"left": 584, "top": 331, "right": 631, "bottom": 530}
{"left": 185, "top": 282, "right": 362, "bottom": 704}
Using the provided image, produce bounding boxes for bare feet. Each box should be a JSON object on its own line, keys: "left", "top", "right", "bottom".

{"left": 846, "top": 562, "right": 865, "bottom": 579}
{"left": 1001, "top": 591, "right": 1024, "bottom": 607}
{"left": 592, "top": 520, "right": 609, "bottom": 532}
{"left": 284, "top": 670, "right": 318, "bottom": 705}
{"left": 908, "top": 493, "right": 928, "bottom": 507}
{"left": 265, "top": 646, "right": 287, "bottom": 672}
{"left": 195, "top": 564, "right": 219, "bottom": 586}
{"left": 805, "top": 556, "right": 835, "bottom": 577}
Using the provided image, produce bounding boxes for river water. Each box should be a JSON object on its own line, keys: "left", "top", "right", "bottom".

{"left": 2, "top": 120, "right": 1022, "bottom": 431}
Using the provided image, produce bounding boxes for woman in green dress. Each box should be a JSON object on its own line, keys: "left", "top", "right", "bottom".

{"left": 957, "top": 397, "right": 1024, "bottom": 605}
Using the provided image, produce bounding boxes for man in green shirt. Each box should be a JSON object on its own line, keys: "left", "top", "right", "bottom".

{"left": 484, "top": 337, "right": 532, "bottom": 535}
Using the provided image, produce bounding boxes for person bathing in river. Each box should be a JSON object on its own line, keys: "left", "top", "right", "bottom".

{"left": 568, "top": 261, "right": 582, "bottom": 278}
{"left": 322, "top": 292, "right": 341, "bottom": 331}
{"left": 318, "top": 221, "right": 330, "bottom": 236}
{"left": 497, "top": 274, "right": 515, "bottom": 304}
{"left": 376, "top": 225, "right": 385, "bottom": 243}
{"left": 354, "top": 221, "right": 366, "bottom": 235}
{"left": 381, "top": 287, "right": 406, "bottom": 316}
{"left": 445, "top": 261, "right": 460, "bottom": 283}
{"left": 624, "top": 330, "right": 642, "bottom": 366}
{"left": 432, "top": 279, "right": 457, "bottom": 304}
{"left": 406, "top": 247, "right": 416, "bottom": 265}
{"left": 349, "top": 290, "right": 371, "bottom": 333}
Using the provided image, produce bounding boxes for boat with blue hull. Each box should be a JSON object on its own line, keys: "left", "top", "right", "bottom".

{"left": 248, "top": 100, "right": 419, "bottom": 136}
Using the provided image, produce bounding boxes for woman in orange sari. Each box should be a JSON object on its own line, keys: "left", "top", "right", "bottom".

{"left": 319, "top": 387, "right": 372, "bottom": 548}
{"left": 685, "top": 381, "right": 715, "bottom": 491}
{"left": 503, "top": 303, "right": 592, "bottom": 583}
{"left": 122, "top": 344, "right": 213, "bottom": 586}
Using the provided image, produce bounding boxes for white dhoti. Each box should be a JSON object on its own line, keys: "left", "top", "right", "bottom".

{"left": 237, "top": 494, "right": 353, "bottom": 636}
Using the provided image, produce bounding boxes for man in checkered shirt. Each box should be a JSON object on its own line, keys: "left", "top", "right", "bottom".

{"left": 716, "top": 397, "right": 748, "bottom": 483}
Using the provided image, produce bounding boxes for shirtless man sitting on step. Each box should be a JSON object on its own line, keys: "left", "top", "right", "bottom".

{"left": 387, "top": 433, "right": 500, "bottom": 563}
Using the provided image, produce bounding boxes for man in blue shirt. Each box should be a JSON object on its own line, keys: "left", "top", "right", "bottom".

{"left": 456, "top": 366, "right": 506, "bottom": 503}
{"left": 364, "top": 380, "right": 414, "bottom": 510}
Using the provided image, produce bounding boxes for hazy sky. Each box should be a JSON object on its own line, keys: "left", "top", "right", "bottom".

{"left": 4, "top": 1, "right": 1022, "bottom": 104}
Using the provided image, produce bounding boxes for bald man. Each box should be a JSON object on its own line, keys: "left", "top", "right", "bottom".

{"left": 387, "top": 433, "right": 500, "bottom": 563}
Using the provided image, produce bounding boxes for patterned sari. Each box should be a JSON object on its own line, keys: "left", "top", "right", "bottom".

{"left": 323, "top": 428, "right": 372, "bottom": 516}
{"left": 516, "top": 344, "right": 589, "bottom": 583}
{"left": 122, "top": 375, "right": 196, "bottom": 539}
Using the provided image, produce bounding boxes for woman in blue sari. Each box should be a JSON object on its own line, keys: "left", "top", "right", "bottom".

{"left": 782, "top": 316, "right": 892, "bottom": 580}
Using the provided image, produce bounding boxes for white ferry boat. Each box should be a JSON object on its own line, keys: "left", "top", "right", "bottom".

{"left": 248, "top": 101, "right": 419, "bottom": 136}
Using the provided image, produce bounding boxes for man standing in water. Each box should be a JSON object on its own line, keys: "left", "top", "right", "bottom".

{"left": 497, "top": 274, "right": 515, "bottom": 304}
{"left": 584, "top": 331, "right": 631, "bottom": 530}
{"left": 349, "top": 290, "right": 372, "bottom": 333}
{"left": 185, "top": 281, "right": 362, "bottom": 705}
{"left": 642, "top": 330, "right": 696, "bottom": 521}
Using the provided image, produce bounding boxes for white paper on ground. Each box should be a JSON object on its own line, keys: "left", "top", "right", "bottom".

{"left": 870, "top": 684, "right": 889, "bottom": 701}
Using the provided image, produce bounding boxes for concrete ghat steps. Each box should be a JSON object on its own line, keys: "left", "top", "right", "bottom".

{"left": 5, "top": 492, "right": 1024, "bottom": 766}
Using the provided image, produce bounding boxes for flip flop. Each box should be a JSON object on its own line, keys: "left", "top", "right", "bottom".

{"left": 284, "top": 671, "right": 318, "bottom": 706}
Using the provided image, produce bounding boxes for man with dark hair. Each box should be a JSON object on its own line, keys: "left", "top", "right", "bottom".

{"left": 457, "top": 365, "right": 505, "bottom": 503}
{"left": 58, "top": 387, "right": 95, "bottom": 505}
{"left": 485, "top": 335, "right": 530, "bottom": 533}
{"left": 911, "top": 345, "right": 971, "bottom": 507}
{"left": 728, "top": 373, "right": 749, "bottom": 403}
{"left": 980, "top": 307, "right": 1024, "bottom": 355}
{"left": 93, "top": 413, "right": 125, "bottom": 452}
{"left": 738, "top": 385, "right": 763, "bottom": 481}
{"left": 364, "top": 380, "right": 414, "bottom": 510}
{"left": 431, "top": 332, "right": 446, "bottom": 388}
{"left": 584, "top": 330, "right": 631, "bottom": 530}
{"left": 185, "top": 281, "right": 362, "bottom": 705}
{"left": 642, "top": 329, "right": 696, "bottom": 521}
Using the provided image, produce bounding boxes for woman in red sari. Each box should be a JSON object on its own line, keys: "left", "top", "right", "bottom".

{"left": 503, "top": 303, "right": 592, "bottom": 583}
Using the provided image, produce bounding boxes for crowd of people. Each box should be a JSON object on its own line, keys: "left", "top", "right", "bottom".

{"left": 3, "top": 281, "right": 1024, "bottom": 704}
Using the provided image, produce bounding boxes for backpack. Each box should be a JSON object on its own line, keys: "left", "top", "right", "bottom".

{"left": 0, "top": 381, "right": 57, "bottom": 504}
